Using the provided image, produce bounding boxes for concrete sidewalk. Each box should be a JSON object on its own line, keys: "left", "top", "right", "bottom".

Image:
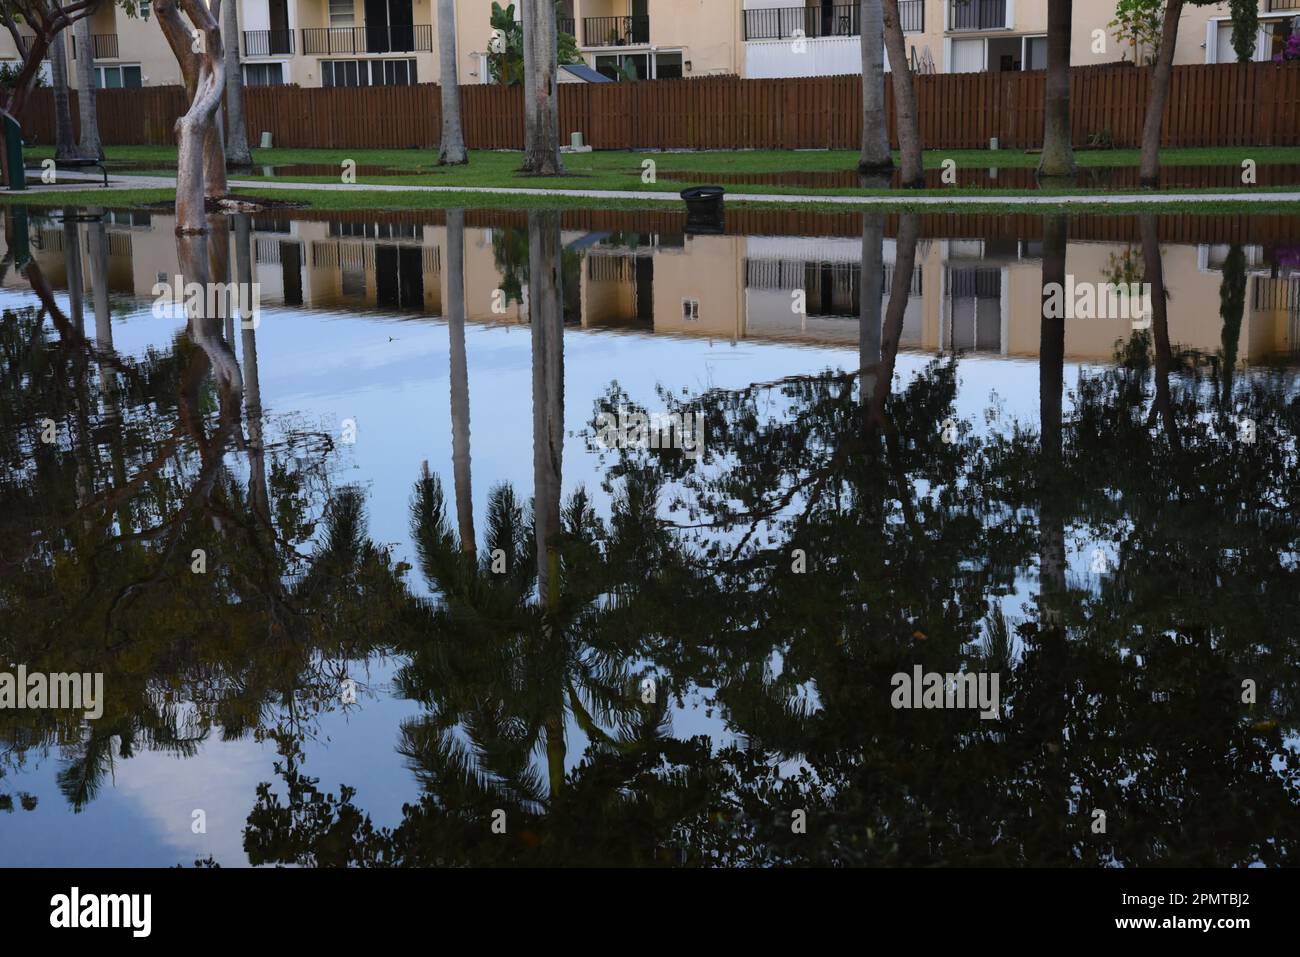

{"left": 19, "top": 168, "right": 1300, "bottom": 207}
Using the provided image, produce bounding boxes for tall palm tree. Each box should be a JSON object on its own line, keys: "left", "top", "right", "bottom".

{"left": 72, "top": 16, "right": 103, "bottom": 160}
{"left": 437, "top": 0, "right": 468, "bottom": 165}
{"left": 858, "top": 0, "right": 893, "bottom": 173}
{"left": 882, "top": 0, "right": 922, "bottom": 187}
{"left": 1038, "top": 0, "right": 1076, "bottom": 179}
{"left": 520, "top": 0, "right": 564, "bottom": 174}
{"left": 223, "top": 0, "right": 253, "bottom": 168}
{"left": 446, "top": 209, "right": 475, "bottom": 554}
{"left": 49, "top": 31, "right": 77, "bottom": 159}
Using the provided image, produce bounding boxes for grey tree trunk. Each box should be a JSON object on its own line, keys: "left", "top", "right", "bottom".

{"left": 1038, "top": 214, "right": 1067, "bottom": 627}
{"left": 1139, "top": 0, "right": 1184, "bottom": 187}
{"left": 529, "top": 208, "right": 564, "bottom": 607}
{"left": 437, "top": 0, "right": 468, "bottom": 164}
{"left": 859, "top": 214, "right": 885, "bottom": 415}
{"left": 73, "top": 17, "right": 103, "bottom": 160}
{"left": 1038, "top": 0, "right": 1076, "bottom": 179}
{"left": 223, "top": 0, "right": 253, "bottom": 168}
{"left": 1140, "top": 213, "right": 1180, "bottom": 449}
{"left": 447, "top": 209, "right": 475, "bottom": 556}
{"left": 234, "top": 213, "right": 271, "bottom": 524}
{"left": 882, "top": 0, "right": 922, "bottom": 187}
{"left": 869, "top": 213, "right": 919, "bottom": 428}
{"left": 858, "top": 0, "right": 892, "bottom": 173}
{"left": 50, "top": 32, "right": 78, "bottom": 159}
{"left": 521, "top": 0, "right": 563, "bottom": 174}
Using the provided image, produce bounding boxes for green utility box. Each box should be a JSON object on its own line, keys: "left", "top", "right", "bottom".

{"left": 1, "top": 113, "right": 26, "bottom": 191}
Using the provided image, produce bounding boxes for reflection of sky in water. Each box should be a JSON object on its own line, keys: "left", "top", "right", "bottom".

{"left": 3, "top": 210, "right": 1297, "bottom": 866}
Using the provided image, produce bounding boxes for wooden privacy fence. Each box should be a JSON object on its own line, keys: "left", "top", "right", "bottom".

{"left": 26, "top": 61, "right": 1300, "bottom": 152}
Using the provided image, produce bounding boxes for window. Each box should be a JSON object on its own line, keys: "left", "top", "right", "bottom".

{"left": 329, "top": 0, "right": 354, "bottom": 27}
{"left": 138, "top": 0, "right": 151, "bottom": 19}
{"left": 94, "top": 65, "right": 142, "bottom": 89}
{"left": 682, "top": 298, "right": 700, "bottom": 322}
{"left": 322, "top": 59, "right": 416, "bottom": 87}
{"left": 244, "top": 63, "right": 284, "bottom": 86}
{"left": 595, "top": 52, "right": 652, "bottom": 81}
{"left": 1024, "top": 36, "right": 1048, "bottom": 71}
{"left": 655, "top": 52, "right": 683, "bottom": 79}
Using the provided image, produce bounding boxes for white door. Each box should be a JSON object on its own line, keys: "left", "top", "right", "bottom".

{"left": 950, "top": 38, "right": 986, "bottom": 73}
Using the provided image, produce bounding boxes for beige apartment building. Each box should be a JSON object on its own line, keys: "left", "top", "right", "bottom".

{"left": 4, "top": 0, "right": 1295, "bottom": 92}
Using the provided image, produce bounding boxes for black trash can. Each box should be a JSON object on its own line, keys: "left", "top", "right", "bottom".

{"left": 681, "top": 185, "right": 724, "bottom": 235}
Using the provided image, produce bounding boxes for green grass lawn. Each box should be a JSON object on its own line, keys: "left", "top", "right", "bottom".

{"left": 23, "top": 144, "right": 1300, "bottom": 201}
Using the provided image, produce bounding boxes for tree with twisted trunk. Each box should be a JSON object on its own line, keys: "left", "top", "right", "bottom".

{"left": 436, "top": 0, "right": 467, "bottom": 165}
{"left": 858, "top": 0, "right": 892, "bottom": 174}
{"left": 881, "top": 0, "right": 922, "bottom": 187}
{"left": 520, "top": 0, "right": 563, "bottom": 175}
{"left": 154, "top": 0, "right": 227, "bottom": 233}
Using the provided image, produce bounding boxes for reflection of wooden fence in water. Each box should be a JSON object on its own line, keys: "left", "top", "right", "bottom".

{"left": 24, "top": 63, "right": 1300, "bottom": 150}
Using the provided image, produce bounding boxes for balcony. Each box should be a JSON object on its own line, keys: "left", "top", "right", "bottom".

{"left": 558, "top": 16, "right": 576, "bottom": 36}
{"left": 243, "top": 29, "right": 294, "bottom": 57}
{"left": 743, "top": 2, "right": 923, "bottom": 42}
{"left": 1267, "top": 0, "right": 1300, "bottom": 10}
{"left": 70, "top": 34, "right": 119, "bottom": 59}
{"left": 583, "top": 16, "right": 649, "bottom": 47}
{"left": 301, "top": 24, "right": 433, "bottom": 56}
{"left": 948, "top": 0, "right": 1008, "bottom": 32}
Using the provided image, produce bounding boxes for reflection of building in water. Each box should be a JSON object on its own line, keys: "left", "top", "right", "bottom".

{"left": 7, "top": 210, "right": 1300, "bottom": 365}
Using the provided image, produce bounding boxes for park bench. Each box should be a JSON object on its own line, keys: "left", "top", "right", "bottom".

{"left": 50, "top": 156, "right": 110, "bottom": 188}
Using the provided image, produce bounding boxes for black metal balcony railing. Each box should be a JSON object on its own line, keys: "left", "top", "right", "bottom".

{"left": 949, "top": 0, "right": 1008, "bottom": 31}
{"left": 899, "top": 0, "right": 925, "bottom": 33}
{"left": 301, "top": 24, "right": 433, "bottom": 56}
{"left": 583, "top": 15, "right": 649, "bottom": 47}
{"left": 743, "top": 5, "right": 856, "bottom": 41}
{"left": 1267, "top": 0, "right": 1300, "bottom": 11}
{"left": 70, "top": 34, "right": 120, "bottom": 60}
{"left": 558, "top": 16, "right": 576, "bottom": 36}
{"left": 243, "top": 29, "right": 295, "bottom": 57}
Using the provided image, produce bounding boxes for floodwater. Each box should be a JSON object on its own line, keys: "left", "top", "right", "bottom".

{"left": 0, "top": 203, "right": 1298, "bottom": 866}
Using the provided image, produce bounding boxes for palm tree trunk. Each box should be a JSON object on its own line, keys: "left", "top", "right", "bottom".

{"left": 234, "top": 213, "right": 271, "bottom": 524}
{"left": 858, "top": 0, "right": 892, "bottom": 172}
{"left": 521, "top": 0, "right": 564, "bottom": 174}
{"left": 529, "top": 209, "right": 564, "bottom": 606}
{"left": 860, "top": 214, "right": 885, "bottom": 419}
{"left": 223, "top": 0, "right": 253, "bottom": 168}
{"left": 1139, "top": 0, "right": 1184, "bottom": 188}
{"left": 447, "top": 208, "right": 475, "bottom": 555}
{"left": 50, "top": 32, "right": 77, "bottom": 159}
{"left": 73, "top": 17, "right": 103, "bottom": 160}
{"left": 882, "top": 0, "right": 922, "bottom": 187}
{"left": 1038, "top": 214, "right": 1067, "bottom": 628}
{"left": 437, "top": 0, "right": 468, "bottom": 165}
{"left": 1038, "top": 0, "right": 1075, "bottom": 179}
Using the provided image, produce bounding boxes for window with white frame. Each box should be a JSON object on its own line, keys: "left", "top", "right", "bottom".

{"left": 94, "top": 64, "right": 142, "bottom": 88}
{"left": 244, "top": 62, "right": 285, "bottom": 86}
{"left": 321, "top": 58, "right": 417, "bottom": 87}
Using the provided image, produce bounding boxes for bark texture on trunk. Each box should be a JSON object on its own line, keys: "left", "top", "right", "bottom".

{"left": 1038, "top": 214, "right": 1067, "bottom": 628}
{"left": 529, "top": 208, "right": 564, "bottom": 607}
{"left": 223, "top": 0, "right": 253, "bottom": 168}
{"left": 156, "top": 0, "right": 228, "bottom": 232}
{"left": 50, "top": 31, "right": 78, "bottom": 158}
{"left": 1140, "top": 213, "right": 1180, "bottom": 451}
{"left": 882, "top": 0, "right": 922, "bottom": 187}
{"left": 858, "top": 0, "right": 893, "bottom": 172}
{"left": 437, "top": 0, "right": 468, "bottom": 165}
{"left": 868, "top": 213, "right": 920, "bottom": 429}
{"left": 521, "top": 0, "right": 563, "bottom": 175}
{"left": 1038, "top": 0, "right": 1075, "bottom": 179}
{"left": 1139, "top": 0, "right": 1184, "bottom": 188}
{"left": 860, "top": 214, "right": 885, "bottom": 417}
{"left": 73, "top": 16, "right": 103, "bottom": 159}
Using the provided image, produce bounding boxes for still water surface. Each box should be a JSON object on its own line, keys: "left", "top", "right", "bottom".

{"left": 0, "top": 204, "right": 1297, "bottom": 866}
